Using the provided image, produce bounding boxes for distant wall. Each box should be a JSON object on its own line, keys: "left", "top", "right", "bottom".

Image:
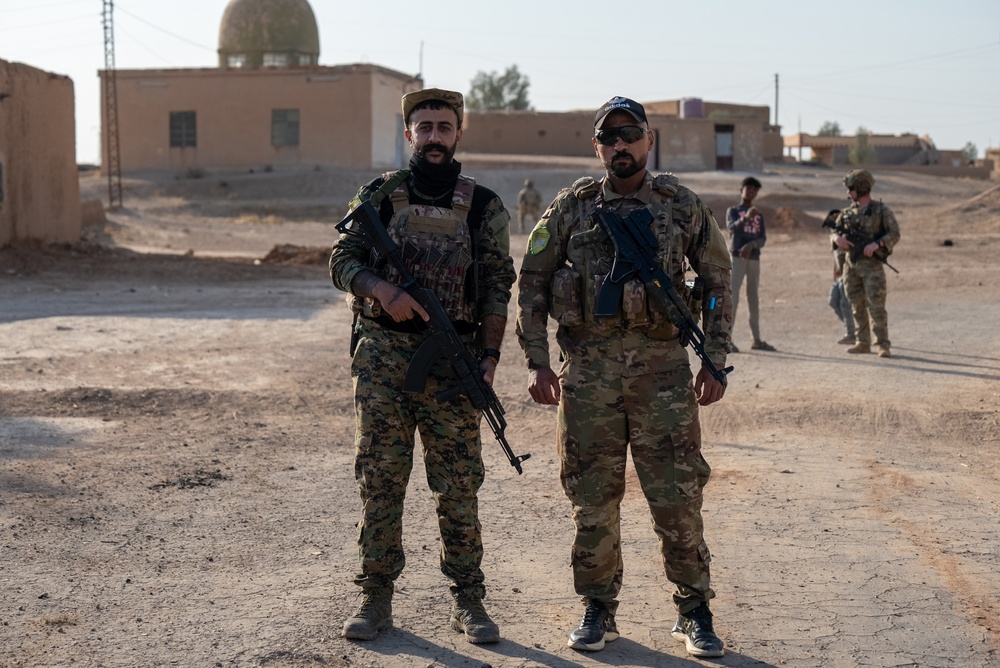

{"left": 103, "top": 64, "right": 418, "bottom": 173}
{"left": 876, "top": 164, "right": 993, "bottom": 180}
{"left": 0, "top": 59, "right": 81, "bottom": 246}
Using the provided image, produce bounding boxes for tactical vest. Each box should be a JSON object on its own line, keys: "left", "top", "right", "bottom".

{"left": 378, "top": 171, "right": 478, "bottom": 323}
{"left": 840, "top": 201, "right": 892, "bottom": 258}
{"left": 557, "top": 174, "right": 690, "bottom": 337}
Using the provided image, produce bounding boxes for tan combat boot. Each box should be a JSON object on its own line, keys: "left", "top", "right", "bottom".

{"left": 451, "top": 596, "right": 500, "bottom": 644}
{"left": 342, "top": 587, "right": 393, "bottom": 640}
{"left": 877, "top": 345, "right": 892, "bottom": 358}
{"left": 847, "top": 342, "right": 871, "bottom": 354}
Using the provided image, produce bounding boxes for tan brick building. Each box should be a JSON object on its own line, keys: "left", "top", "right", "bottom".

{"left": 101, "top": 0, "right": 420, "bottom": 174}
{"left": 462, "top": 98, "right": 780, "bottom": 173}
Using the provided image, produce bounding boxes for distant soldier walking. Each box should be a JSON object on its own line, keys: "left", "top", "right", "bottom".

{"left": 831, "top": 169, "right": 900, "bottom": 357}
{"left": 516, "top": 179, "right": 542, "bottom": 233}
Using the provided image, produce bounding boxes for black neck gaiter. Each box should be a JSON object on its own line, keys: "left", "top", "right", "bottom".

{"left": 408, "top": 154, "right": 462, "bottom": 201}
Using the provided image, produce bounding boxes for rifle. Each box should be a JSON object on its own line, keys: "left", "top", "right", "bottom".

{"left": 335, "top": 200, "right": 530, "bottom": 474}
{"left": 822, "top": 214, "right": 899, "bottom": 274}
{"left": 573, "top": 207, "right": 733, "bottom": 386}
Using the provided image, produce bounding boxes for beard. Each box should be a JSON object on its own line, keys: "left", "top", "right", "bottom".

{"left": 604, "top": 151, "right": 644, "bottom": 179}
{"left": 414, "top": 141, "right": 457, "bottom": 163}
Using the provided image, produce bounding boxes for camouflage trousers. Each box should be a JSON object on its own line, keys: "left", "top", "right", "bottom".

{"left": 349, "top": 321, "right": 487, "bottom": 600}
{"left": 844, "top": 257, "right": 890, "bottom": 347}
{"left": 557, "top": 362, "right": 715, "bottom": 615}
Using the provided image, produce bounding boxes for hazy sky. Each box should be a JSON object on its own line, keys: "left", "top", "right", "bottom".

{"left": 3, "top": 0, "right": 998, "bottom": 166}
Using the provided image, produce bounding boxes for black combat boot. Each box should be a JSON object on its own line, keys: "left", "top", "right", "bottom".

{"left": 567, "top": 599, "right": 619, "bottom": 651}
{"left": 450, "top": 595, "right": 500, "bottom": 644}
{"left": 671, "top": 602, "right": 724, "bottom": 657}
{"left": 342, "top": 587, "right": 393, "bottom": 640}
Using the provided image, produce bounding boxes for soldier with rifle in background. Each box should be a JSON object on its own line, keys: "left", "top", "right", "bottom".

{"left": 829, "top": 169, "right": 901, "bottom": 358}
{"left": 515, "top": 96, "right": 733, "bottom": 658}
{"left": 328, "top": 88, "right": 516, "bottom": 644}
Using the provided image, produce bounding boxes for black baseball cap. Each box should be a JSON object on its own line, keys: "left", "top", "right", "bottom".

{"left": 594, "top": 96, "right": 647, "bottom": 128}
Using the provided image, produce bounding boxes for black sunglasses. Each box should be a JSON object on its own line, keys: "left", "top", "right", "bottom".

{"left": 595, "top": 125, "right": 647, "bottom": 146}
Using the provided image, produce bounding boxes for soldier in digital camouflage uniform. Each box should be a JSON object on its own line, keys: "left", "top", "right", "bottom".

{"left": 831, "top": 169, "right": 900, "bottom": 358}
{"left": 515, "top": 96, "right": 733, "bottom": 658}
{"left": 328, "top": 88, "right": 516, "bottom": 644}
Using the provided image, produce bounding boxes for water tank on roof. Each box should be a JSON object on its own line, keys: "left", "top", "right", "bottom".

{"left": 680, "top": 97, "right": 704, "bottom": 119}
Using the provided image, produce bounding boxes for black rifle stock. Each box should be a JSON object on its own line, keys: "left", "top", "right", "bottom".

{"left": 576, "top": 208, "right": 733, "bottom": 386}
{"left": 335, "top": 200, "right": 530, "bottom": 474}
{"left": 822, "top": 216, "right": 899, "bottom": 274}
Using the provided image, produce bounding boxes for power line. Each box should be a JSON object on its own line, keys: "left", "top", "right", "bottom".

{"left": 0, "top": 0, "right": 92, "bottom": 14}
{"left": 115, "top": 3, "right": 214, "bottom": 51}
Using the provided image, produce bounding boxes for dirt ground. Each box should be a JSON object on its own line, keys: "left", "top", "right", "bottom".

{"left": 1, "top": 159, "right": 999, "bottom": 668}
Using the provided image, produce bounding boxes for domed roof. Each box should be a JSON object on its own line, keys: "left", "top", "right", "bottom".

{"left": 218, "top": 0, "right": 320, "bottom": 68}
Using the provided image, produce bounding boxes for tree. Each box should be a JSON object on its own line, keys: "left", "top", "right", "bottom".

{"left": 961, "top": 141, "right": 978, "bottom": 164}
{"left": 849, "top": 126, "right": 876, "bottom": 165}
{"left": 466, "top": 65, "right": 532, "bottom": 112}
{"left": 817, "top": 121, "right": 842, "bottom": 136}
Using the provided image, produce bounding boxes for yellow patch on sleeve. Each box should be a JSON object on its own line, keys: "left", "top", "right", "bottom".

{"left": 527, "top": 225, "right": 551, "bottom": 255}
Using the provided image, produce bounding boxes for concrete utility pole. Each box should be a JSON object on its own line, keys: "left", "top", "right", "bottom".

{"left": 774, "top": 73, "right": 779, "bottom": 126}
{"left": 101, "top": 0, "right": 123, "bottom": 209}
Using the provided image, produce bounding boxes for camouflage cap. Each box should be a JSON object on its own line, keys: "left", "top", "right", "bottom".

{"left": 594, "top": 96, "right": 647, "bottom": 128}
{"left": 402, "top": 88, "right": 464, "bottom": 127}
{"left": 844, "top": 169, "right": 875, "bottom": 193}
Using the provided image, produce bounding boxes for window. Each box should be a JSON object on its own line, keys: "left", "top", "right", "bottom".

{"left": 271, "top": 109, "right": 300, "bottom": 147}
{"left": 262, "top": 53, "right": 289, "bottom": 68}
{"left": 298, "top": 54, "right": 314, "bottom": 66}
{"left": 226, "top": 54, "right": 247, "bottom": 68}
{"left": 169, "top": 111, "right": 197, "bottom": 148}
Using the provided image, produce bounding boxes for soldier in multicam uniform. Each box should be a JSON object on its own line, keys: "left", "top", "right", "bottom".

{"left": 516, "top": 179, "right": 543, "bottom": 233}
{"left": 328, "top": 88, "right": 516, "bottom": 644}
{"left": 831, "top": 169, "right": 900, "bottom": 358}
{"left": 515, "top": 96, "right": 733, "bottom": 658}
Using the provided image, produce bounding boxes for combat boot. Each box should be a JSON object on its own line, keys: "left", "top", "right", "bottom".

{"left": 451, "top": 596, "right": 500, "bottom": 644}
{"left": 671, "top": 602, "right": 724, "bottom": 658}
{"left": 342, "top": 587, "right": 393, "bottom": 640}
{"left": 837, "top": 334, "right": 855, "bottom": 345}
{"left": 847, "top": 342, "right": 871, "bottom": 354}
{"left": 877, "top": 345, "right": 892, "bottom": 358}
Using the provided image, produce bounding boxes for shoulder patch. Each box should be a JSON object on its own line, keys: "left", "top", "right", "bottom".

{"left": 527, "top": 224, "right": 551, "bottom": 255}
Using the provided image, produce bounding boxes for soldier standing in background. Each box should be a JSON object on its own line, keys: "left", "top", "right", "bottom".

{"left": 328, "top": 88, "right": 516, "bottom": 644}
{"left": 832, "top": 169, "right": 900, "bottom": 357}
{"left": 516, "top": 178, "right": 542, "bottom": 233}
{"left": 516, "top": 96, "right": 732, "bottom": 658}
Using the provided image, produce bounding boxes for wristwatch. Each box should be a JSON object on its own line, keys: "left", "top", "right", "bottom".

{"left": 480, "top": 348, "right": 501, "bottom": 364}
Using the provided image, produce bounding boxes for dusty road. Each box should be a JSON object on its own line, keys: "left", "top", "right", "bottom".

{"left": 1, "top": 163, "right": 998, "bottom": 667}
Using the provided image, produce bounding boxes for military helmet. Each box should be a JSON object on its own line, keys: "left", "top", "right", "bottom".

{"left": 843, "top": 169, "right": 874, "bottom": 195}
{"left": 524, "top": 179, "right": 533, "bottom": 187}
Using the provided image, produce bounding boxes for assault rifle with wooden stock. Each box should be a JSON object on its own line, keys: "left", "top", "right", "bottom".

{"left": 335, "top": 200, "right": 530, "bottom": 474}
{"left": 573, "top": 207, "right": 733, "bottom": 386}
